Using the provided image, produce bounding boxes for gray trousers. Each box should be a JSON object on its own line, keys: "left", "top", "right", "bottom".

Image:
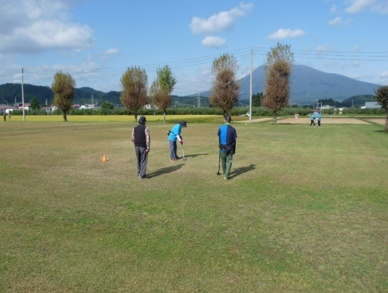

{"left": 169, "top": 140, "right": 178, "bottom": 160}
{"left": 135, "top": 146, "right": 148, "bottom": 178}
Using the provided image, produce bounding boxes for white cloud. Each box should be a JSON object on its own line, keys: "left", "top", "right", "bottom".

{"left": 380, "top": 71, "right": 388, "bottom": 79}
{"left": 352, "top": 45, "right": 362, "bottom": 52}
{"left": 190, "top": 2, "right": 253, "bottom": 34}
{"left": 328, "top": 16, "right": 343, "bottom": 25}
{"left": 201, "top": 36, "right": 226, "bottom": 48}
{"left": 316, "top": 45, "right": 329, "bottom": 53}
{"left": 0, "top": 0, "right": 93, "bottom": 53}
{"left": 105, "top": 48, "right": 120, "bottom": 55}
{"left": 267, "top": 28, "right": 306, "bottom": 40}
{"left": 345, "top": 0, "right": 388, "bottom": 14}
{"left": 352, "top": 60, "right": 361, "bottom": 67}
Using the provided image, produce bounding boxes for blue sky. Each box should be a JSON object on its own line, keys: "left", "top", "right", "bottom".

{"left": 0, "top": 0, "right": 387, "bottom": 97}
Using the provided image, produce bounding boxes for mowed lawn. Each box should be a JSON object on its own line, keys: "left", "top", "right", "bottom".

{"left": 0, "top": 116, "right": 387, "bottom": 292}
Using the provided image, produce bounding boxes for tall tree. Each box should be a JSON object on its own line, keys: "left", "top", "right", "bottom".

{"left": 252, "top": 92, "right": 264, "bottom": 107}
{"left": 100, "top": 101, "right": 114, "bottom": 110}
{"left": 375, "top": 85, "right": 388, "bottom": 133}
{"left": 150, "top": 65, "right": 176, "bottom": 123}
{"left": 29, "top": 97, "right": 40, "bottom": 110}
{"left": 262, "top": 43, "right": 294, "bottom": 124}
{"left": 120, "top": 67, "right": 148, "bottom": 121}
{"left": 51, "top": 71, "right": 75, "bottom": 122}
{"left": 209, "top": 54, "right": 240, "bottom": 115}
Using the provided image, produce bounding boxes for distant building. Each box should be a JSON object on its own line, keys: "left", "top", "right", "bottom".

{"left": 364, "top": 102, "right": 380, "bottom": 109}
{"left": 42, "top": 107, "right": 52, "bottom": 113}
{"left": 16, "top": 103, "right": 30, "bottom": 111}
{"left": 79, "top": 104, "right": 97, "bottom": 109}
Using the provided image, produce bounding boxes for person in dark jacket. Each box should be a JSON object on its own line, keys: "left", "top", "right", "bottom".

{"left": 132, "top": 116, "right": 150, "bottom": 179}
{"left": 217, "top": 114, "right": 237, "bottom": 180}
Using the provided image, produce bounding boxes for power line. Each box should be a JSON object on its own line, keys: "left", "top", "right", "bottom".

{"left": 1, "top": 47, "right": 387, "bottom": 83}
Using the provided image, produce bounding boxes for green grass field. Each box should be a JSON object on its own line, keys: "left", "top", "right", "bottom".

{"left": 1, "top": 116, "right": 387, "bottom": 292}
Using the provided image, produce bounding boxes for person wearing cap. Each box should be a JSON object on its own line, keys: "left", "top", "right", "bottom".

{"left": 132, "top": 116, "right": 150, "bottom": 179}
{"left": 217, "top": 114, "right": 237, "bottom": 180}
{"left": 167, "top": 120, "right": 187, "bottom": 162}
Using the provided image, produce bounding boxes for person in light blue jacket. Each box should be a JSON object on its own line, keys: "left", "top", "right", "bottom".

{"left": 310, "top": 113, "right": 316, "bottom": 126}
{"left": 167, "top": 120, "right": 187, "bottom": 161}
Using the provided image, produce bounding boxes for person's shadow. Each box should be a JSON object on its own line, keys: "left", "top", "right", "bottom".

{"left": 229, "top": 164, "right": 256, "bottom": 179}
{"left": 147, "top": 164, "right": 184, "bottom": 178}
{"left": 184, "top": 153, "right": 208, "bottom": 159}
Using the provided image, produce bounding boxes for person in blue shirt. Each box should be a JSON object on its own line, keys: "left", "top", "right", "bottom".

{"left": 168, "top": 120, "right": 187, "bottom": 161}
{"left": 310, "top": 113, "right": 316, "bottom": 126}
{"left": 217, "top": 115, "right": 237, "bottom": 180}
{"left": 317, "top": 112, "right": 322, "bottom": 126}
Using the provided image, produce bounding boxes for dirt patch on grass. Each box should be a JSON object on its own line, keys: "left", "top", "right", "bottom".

{"left": 365, "top": 119, "right": 386, "bottom": 125}
{"left": 277, "top": 118, "right": 370, "bottom": 124}
{"left": 236, "top": 117, "right": 376, "bottom": 124}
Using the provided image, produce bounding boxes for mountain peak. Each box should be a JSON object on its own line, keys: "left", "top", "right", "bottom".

{"left": 237, "top": 64, "right": 379, "bottom": 104}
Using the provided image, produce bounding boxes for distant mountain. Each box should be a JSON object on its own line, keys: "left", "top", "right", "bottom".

{"left": 0, "top": 83, "right": 53, "bottom": 106}
{"left": 188, "top": 65, "right": 380, "bottom": 105}
{"left": 0, "top": 83, "right": 120, "bottom": 106}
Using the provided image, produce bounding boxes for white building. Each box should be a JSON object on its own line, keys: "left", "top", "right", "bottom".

{"left": 80, "top": 104, "right": 97, "bottom": 109}
{"left": 363, "top": 102, "right": 380, "bottom": 109}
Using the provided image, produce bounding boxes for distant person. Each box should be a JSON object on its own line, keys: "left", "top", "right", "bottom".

{"left": 3, "top": 111, "right": 6, "bottom": 122}
{"left": 168, "top": 120, "right": 187, "bottom": 161}
{"left": 132, "top": 116, "right": 150, "bottom": 179}
{"left": 8, "top": 110, "right": 11, "bottom": 120}
{"left": 217, "top": 114, "right": 237, "bottom": 180}
{"left": 317, "top": 112, "right": 322, "bottom": 126}
{"left": 310, "top": 113, "right": 315, "bottom": 127}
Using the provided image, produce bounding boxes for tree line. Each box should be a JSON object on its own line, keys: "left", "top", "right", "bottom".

{"left": 49, "top": 42, "right": 388, "bottom": 132}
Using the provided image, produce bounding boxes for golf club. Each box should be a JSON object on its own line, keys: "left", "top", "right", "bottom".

{"left": 216, "top": 151, "right": 221, "bottom": 175}
{"left": 181, "top": 146, "right": 186, "bottom": 161}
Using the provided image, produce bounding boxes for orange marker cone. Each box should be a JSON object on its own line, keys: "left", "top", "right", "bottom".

{"left": 101, "top": 154, "right": 109, "bottom": 162}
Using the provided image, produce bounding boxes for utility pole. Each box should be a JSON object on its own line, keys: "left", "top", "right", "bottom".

{"left": 249, "top": 48, "right": 253, "bottom": 123}
{"left": 21, "top": 67, "right": 25, "bottom": 122}
{"left": 197, "top": 92, "right": 201, "bottom": 108}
